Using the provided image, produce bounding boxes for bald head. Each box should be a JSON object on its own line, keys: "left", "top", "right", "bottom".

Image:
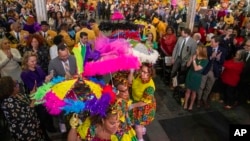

{"left": 193, "top": 33, "right": 201, "bottom": 41}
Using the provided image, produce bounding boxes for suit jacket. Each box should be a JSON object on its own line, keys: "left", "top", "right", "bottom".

{"left": 59, "top": 30, "right": 75, "bottom": 49}
{"left": 202, "top": 46, "right": 226, "bottom": 78}
{"left": 9, "top": 30, "right": 29, "bottom": 48}
{"left": 39, "top": 29, "right": 57, "bottom": 47}
{"left": 48, "top": 55, "right": 77, "bottom": 77}
{"left": 240, "top": 52, "right": 250, "bottom": 83}
{"left": 172, "top": 36, "right": 197, "bottom": 65}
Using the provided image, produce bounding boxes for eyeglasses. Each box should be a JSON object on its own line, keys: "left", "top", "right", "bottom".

{"left": 141, "top": 70, "right": 149, "bottom": 74}
{"left": 118, "top": 88, "right": 128, "bottom": 93}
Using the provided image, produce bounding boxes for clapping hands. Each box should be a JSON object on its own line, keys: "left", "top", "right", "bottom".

{"left": 5, "top": 50, "right": 13, "bottom": 59}
{"left": 216, "top": 51, "right": 222, "bottom": 61}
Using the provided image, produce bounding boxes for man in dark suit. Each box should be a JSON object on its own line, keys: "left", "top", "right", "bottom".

{"left": 219, "top": 27, "right": 235, "bottom": 60}
{"left": 238, "top": 39, "right": 250, "bottom": 104}
{"left": 197, "top": 36, "right": 226, "bottom": 108}
{"left": 171, "top": 28, "right": 197, "bottom": 84}
{"left": 48, "top": 44, "right": 77, "bottom": 78}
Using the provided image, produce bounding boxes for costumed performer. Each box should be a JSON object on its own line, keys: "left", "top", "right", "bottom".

{"left": 145, "top": 32, "right": 158, "bottom": 49}
{"left": 112, "top": 72, "right": 138, "bottom": 141}
{"left": 143, "top": 22, "right": 156, "bottom": 42}
{"left": 151, "top": 16, "right": 167, "bottom": 39}
{"left": 129, "top": 63, "right": 156, "bottom": 141}
{"left": 83, "top": 33, "right": 140, "bottom": 76}
{"left": 67, "top": 101, "right": 121, "bottom": 141}
{"left": 130, "top": 34, "right": 159, "bottom": 64}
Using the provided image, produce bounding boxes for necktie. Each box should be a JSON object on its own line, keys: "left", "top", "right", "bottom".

{"left": 16, "top": 32, "right": 20, "bottom": 41}
{"left": 64, "top": 62, "right": 70, "bottom": 72}
{"left": 179, "top": 39, "right": 186, "bottom": 57}
{"left": 246, "top": 52, "right": 250, "bottom": 62}
{"left": 43, "top": 32, "right": 46, "bottom": 38}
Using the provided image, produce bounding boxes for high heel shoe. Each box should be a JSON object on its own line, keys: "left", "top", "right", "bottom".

{"left": 188, "top": 107, "right": 193, "bottom": 112}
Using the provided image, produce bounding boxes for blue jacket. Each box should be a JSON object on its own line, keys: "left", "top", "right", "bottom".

{"left": 202, "top": 46, "right": 226, "bottom": 78}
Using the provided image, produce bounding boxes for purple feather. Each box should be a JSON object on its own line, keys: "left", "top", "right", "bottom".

{"left": 86, "top": 93, "right": 111, "bottom": 117}
{"left": 34, "top": 22, "right": 41, "bottom": 32}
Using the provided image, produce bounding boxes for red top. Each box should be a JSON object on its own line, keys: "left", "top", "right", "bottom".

{"left": 234, "top": 36, "right": 244, "bottom": 47}
{"left": 217, "top": 10, "right": 226, "bottom": 20}
{"left": 160, "top": 34, "right": 177, "bottom": 56}
{"left": 199, "top": 27, "right": 206, "bottom": 43}
{"left": 221, "top": 59, "right": 244, "bottom": 87}
{"left": 89, "top": 5, "right": 95, "bottom": 12}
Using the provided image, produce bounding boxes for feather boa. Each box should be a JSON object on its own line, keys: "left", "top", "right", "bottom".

{"left": 85, "top": 92, "right": 112, "bottom": 117}
{"left": 43, "top": 91, "right": 66, "bottom": 115}
{"left": 32, "top": 76, "right": 65, "bottom": 104}
{"left": 62, "top": 99, "right": 86, "bottom": 115}
{"left": 84, "top": 80, "right": 102, "bottom": 99}
{"left": 132, "top": 43, "right": 159, "bottom": 64}
{"left": 88, "top": 77, "right": 105, "bottom": 86}
{"left": 83, "top": 55, "right": 140, "bottom": 76}
{"left": 41, "top": 77, "right": 117, "bottom": 117}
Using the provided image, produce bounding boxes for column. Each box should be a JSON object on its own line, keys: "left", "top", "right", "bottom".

{"left": 34, "top": 0, "right": 47, "bottom": 23}
{"left": 186, "top": 0, "right": 197, "bottom": 32}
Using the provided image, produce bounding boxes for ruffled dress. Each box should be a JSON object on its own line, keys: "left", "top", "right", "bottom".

{"left": 130, "top": 77, "right": 156, "bottom": 125}
{"left": 116, "top": 99, "right": 137, "bottom": 141}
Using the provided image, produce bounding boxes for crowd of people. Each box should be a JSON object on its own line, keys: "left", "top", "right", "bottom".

{"left": 0, "top": 0, "right": 250, "bottom": 141}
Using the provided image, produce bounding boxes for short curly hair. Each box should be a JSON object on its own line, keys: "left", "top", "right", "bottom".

{"left": 0, "top": 76, "right": 14, "bottom": 100}
{"left": 112, "top": 71, "right": 129, "bottom": 86}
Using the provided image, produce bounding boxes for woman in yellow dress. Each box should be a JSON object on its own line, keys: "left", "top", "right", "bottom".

{"left": 129, "top": 63, "right": 156, "bottom": 141}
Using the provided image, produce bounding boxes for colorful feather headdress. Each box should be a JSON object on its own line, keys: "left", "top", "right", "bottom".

{"left": 32, "top": 76, "right": 116, "bottom": 117}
